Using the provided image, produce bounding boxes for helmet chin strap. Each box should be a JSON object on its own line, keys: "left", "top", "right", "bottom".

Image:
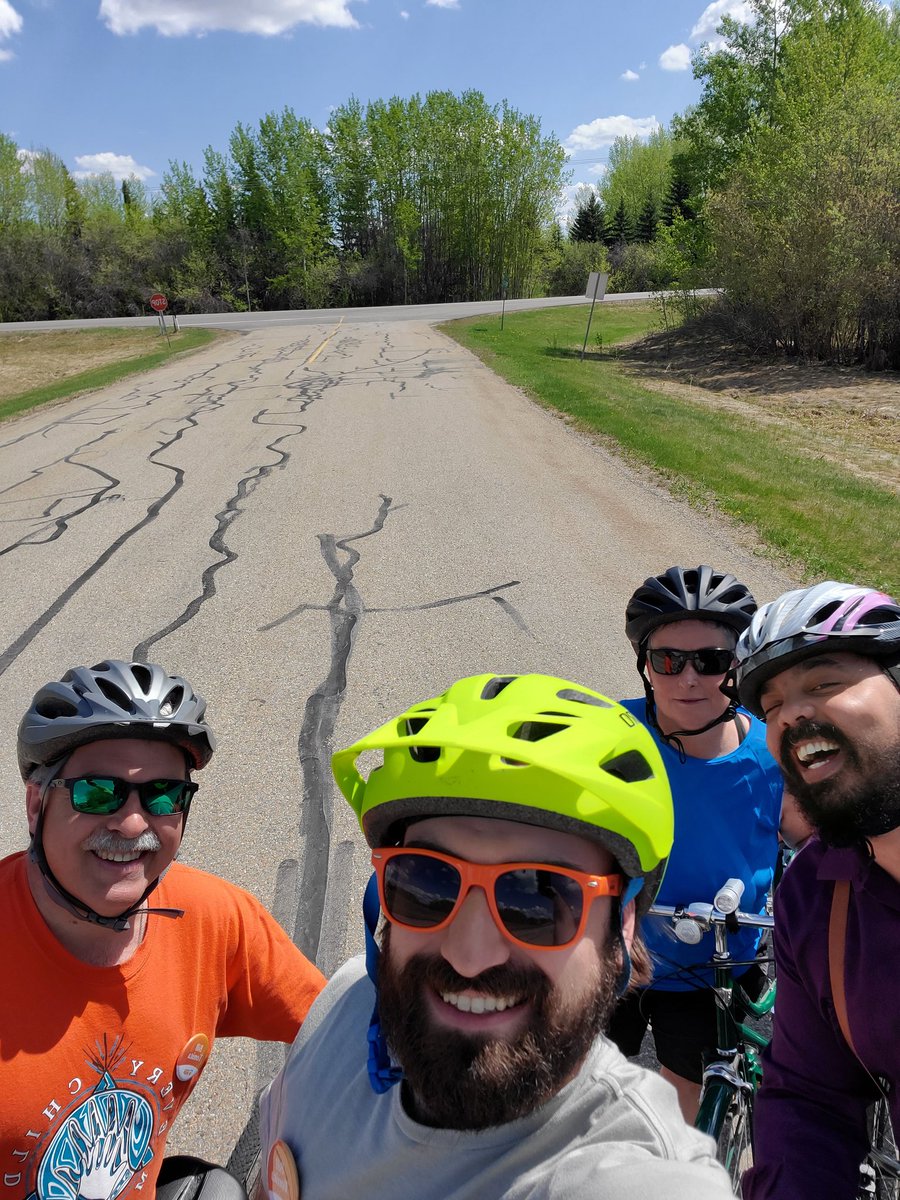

{"left": 637, "top": 652, "right": 738, "bottom": 763}
{"left": 29, "top": 804, "right": 184, "bottom": 932}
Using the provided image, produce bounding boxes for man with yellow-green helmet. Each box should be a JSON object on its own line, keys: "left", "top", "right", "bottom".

{"left": 260, "top": 673, "right": 733, "bottom": 1199}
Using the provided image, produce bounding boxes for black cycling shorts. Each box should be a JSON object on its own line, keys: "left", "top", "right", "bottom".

{"left": 606, "top": 964, "right": 768, "bottom": 1084}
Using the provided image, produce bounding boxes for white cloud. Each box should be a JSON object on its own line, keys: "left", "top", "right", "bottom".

{"left": 426, "top": 0, "right": 459, "bottom": 7}
{"left": 73, "top": 152, "right": 156, "bottom": 182}
{"left": 0, "top": 0, "right": 22, "bottom": 59}
{"left": 400, "top": 8, "right": 409, "bottom": 15}
{"left": 621, "top": 69, "right": 639, "bottom": 82}
{"left": 0, "top": 0, "right": 22, "bottom": 36}
{"left": 690, "top": 0, "right": 753, "bottom": 41}
{"left": 99, "top": 0, "right": 360, "bottom": 36}
{"left": 16, "top": 148, "right": 40, "bottom": 172}
{"left": 638, "top": 60, "right": 646, "bottom": 70}
{"left": 659, "top": 42, "right": 691, "bottom": 70}
{"left": 564, "top": 114, "right": 660, "bottom": 152}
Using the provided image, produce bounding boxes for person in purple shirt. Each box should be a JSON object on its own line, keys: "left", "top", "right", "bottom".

{"left": 734, "top": 581, "right": 900, "bottom": 1200}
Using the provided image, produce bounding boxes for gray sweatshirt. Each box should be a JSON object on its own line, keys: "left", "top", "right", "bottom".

{"left": 260, "top": 955, "right": 734, "bottom": 1200}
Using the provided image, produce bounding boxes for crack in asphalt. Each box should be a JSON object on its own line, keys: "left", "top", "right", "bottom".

{"left": 0, "top": 337, "right": 325, "bottom": 676}
{"left": 132, "top": 407, "right": 308, "bottom": 660}
{"left": 287, "top": 494, "right": 396, "bottom": 963}
{"left": 259, "top": 577, "right": 529, "bottom": 633}
{"left": 264, "top": 502, "right": 528, "bottom": 967}
{"left": 0, "top": 432, "right": 121, "bottom": 556}
{"left": 0, "top": 416, "right": 200, "bottom": 679}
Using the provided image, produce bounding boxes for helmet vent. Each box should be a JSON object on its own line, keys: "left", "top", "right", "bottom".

{"left": 159, "top": 685, "right": 184, "bottom": 718}
{"left": 602, "top": 750, "right": 654, "bottom": 783}
{"left": 481, "top": 677, "right": 516, "bottom": 700}
{"left": 860, "top": 604, "right": 896, "bottom": 626}
{"left": 409, "top": 744, "right": 441, "bottom": 763}
{"left": 35, "top": 697, "right": 78, "bottom": 719}
{"left": 556, "top": 688, "right": 613, "bottom": 708}
{"left": 95, "top": 678, "right": 134, "bottom": 712}
{"left": 511, "top": 720, "right": 568, "bottom": 743}
{"left": 815, "top": 600, "right": 842, "bottom": 624}
{"left": 356, "top": 749, "right": 384, "bottom": 779}
{"left": 404, "top": 716, "right": 430, "bottom": 735}
{"left": 131, "top": 664, "right": 153, "bottom": 694}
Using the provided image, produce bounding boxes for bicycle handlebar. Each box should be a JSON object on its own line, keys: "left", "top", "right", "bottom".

{"left": 647, "top": 900, "right": 774, "bottom": 946}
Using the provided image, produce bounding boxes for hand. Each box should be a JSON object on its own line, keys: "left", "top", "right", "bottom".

{"left": 56, "top": 1094, "right": 138, "bottom": 1200}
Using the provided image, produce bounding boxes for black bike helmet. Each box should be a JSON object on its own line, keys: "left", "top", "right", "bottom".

{"left": 18, "top": 658, "right": 215, "bottom": 780}
{"left": 626, "top": 565, "right": 758, "bottom": 653}
{"left": 625, "top": 566, "right": 758, "bottom": 751}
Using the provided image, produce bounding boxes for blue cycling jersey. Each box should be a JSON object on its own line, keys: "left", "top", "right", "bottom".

{"left": 620, "top": 698, "right": 782, "bottom": 989}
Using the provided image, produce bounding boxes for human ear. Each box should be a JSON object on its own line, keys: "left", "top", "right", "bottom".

{"left": 621, "top": 899, "right": 636, "bottom": 956}
{"left": 25, "top": 781, "right": 42, "bottom": 837}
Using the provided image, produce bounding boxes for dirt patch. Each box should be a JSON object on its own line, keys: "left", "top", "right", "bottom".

{"left": 618, "top": 326, "right": 900, "bottom": 494}
{"left": 0, "top": 329, "right": 176, "bottom": 401}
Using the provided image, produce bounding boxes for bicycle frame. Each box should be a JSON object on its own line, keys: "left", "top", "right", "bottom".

{"left": 696, "top": 914, "right": 775, "bottom": 1135}
{"left": 648, "top": 896, "right": 774, "bottom": 1193}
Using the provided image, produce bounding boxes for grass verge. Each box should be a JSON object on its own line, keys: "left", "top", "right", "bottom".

{"left": 0, "top": 328, "right": 221, "bottom": 424}
{"left": 440, "top": 304, "right": 898, "bottom": 595}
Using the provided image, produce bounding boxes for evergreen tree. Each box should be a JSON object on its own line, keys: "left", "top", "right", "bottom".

{"left": 569, "top": 192, "right": 605, "bottom": 242}
{"left": 662, "top": 159, "right": 695, "bottom": 224}
{"left": 636, "top": 197, "right": 659, "bottom": 242}
{"left": 606, "top": 197, "right": 632, "bottom": 244}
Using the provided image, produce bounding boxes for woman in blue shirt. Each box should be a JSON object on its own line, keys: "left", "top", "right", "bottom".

{"left": 607, "top": 565, "right": 783, "bottom": 1122}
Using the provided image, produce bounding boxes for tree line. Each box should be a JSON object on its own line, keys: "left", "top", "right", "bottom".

{"left": 3, "top": 2, "right": 897, "bottom": 370}
{"left": 0, "top": 91, "right": 567, "bottom": 321}
{"left": 568, "top": 0, "right": 900, "bottom": 368}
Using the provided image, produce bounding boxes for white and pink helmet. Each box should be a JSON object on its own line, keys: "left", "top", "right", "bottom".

{"left": 736, "top": 582, "right": 900, "bottom": 717}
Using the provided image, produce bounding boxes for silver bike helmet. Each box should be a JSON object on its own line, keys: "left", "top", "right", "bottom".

{"left": 625, "top": 565, "right": 758, "bottom": 653}
{"left": 18, "top": 658, "right": 215, "bottom": 780}
{"left": 20, "top": 659, "right": 214, "bottom": 933}
{"left": 736, "top": 582, "right": 900, "bottom": 718}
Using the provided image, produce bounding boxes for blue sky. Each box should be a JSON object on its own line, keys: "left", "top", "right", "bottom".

{"left": 0, "top": 0, "right": 752, "bottom": 214}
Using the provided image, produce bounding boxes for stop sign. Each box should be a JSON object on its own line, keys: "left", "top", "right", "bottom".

{"left": 149, "top": 293, "right": 168, "bottom": 313}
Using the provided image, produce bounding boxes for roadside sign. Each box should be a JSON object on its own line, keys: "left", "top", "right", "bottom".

{"left": 581, "top": 272, "right": 609, "bottom": 361}
{"left": 149, "top": 293, "right": 168, "bottom": 313}
{"left": 585, "top": 272, "right": 609, "bottom": 302}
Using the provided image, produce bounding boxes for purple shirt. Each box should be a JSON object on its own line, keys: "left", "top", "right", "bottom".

{"left": 743, "top": 838, "right": 900, "bottom": 1199}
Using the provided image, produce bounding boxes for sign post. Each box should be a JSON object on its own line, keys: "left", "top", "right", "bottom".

{"left": 500, "top": 276, "right": 509, "bottom": 331}
{"left": 581, "top": 272, "right": 609, "bottom": 362}
{"left": 149, "top": 293, "right": 171, "bottom": 346}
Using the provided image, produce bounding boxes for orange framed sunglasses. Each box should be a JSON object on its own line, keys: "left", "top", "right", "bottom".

{"left": 371, "top": 846, "right": 624, "bottom": 951}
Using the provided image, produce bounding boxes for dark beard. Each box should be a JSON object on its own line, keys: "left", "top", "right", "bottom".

{"left": 780, "top": 721, "right": 900, "bottom": 847}
{"left": 376, "top": 925, "right": 620, "bottom": 1131}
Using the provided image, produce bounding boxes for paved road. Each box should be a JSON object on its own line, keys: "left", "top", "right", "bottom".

{"left": 0, "top": 290, "right": 708, "bottom": 334}
{"left": 0, "top": 315, "right": 791, "bottom": 1164}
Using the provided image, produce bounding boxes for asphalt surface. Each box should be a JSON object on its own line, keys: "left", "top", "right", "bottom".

{"left": 0, "top": 291, "right": 678, "bottom": 334}
{"left": 0, "top": 313, "right": 792, "bottom": 1164}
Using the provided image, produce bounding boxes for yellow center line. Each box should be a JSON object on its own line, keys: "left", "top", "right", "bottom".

{"left": 304, "top": 317, "right": 344, "bottom": 365}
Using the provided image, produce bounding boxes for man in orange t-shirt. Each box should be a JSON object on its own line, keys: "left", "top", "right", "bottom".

{"left": 2, "top": 659, "right": 325, "bottom": 1200}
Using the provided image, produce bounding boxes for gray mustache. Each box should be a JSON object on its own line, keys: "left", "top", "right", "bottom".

{"left": 83, "top": 829, "right": 162, "bottom": 855}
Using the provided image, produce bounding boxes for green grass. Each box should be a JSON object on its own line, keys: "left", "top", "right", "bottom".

{"left": 441, "top": 304, "right": 899, "bottom": 595}
{"left": 0, "top": 328, "right": 220, "bottom": 424}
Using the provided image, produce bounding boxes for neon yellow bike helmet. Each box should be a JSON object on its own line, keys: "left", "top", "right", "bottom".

{"left": 333, "top": 673, "right": 673, "bottom": 913}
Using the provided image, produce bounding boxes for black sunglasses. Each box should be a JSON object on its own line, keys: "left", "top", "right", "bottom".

{"left": 647, "top": 647, "right": 734, "bottom": 676}
{"left": 49, "top": 776, "right": 197, "bottom": 816}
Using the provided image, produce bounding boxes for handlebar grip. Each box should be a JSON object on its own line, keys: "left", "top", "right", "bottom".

{"left": 714, "top": 878, "right": 745, "bottom": 914}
